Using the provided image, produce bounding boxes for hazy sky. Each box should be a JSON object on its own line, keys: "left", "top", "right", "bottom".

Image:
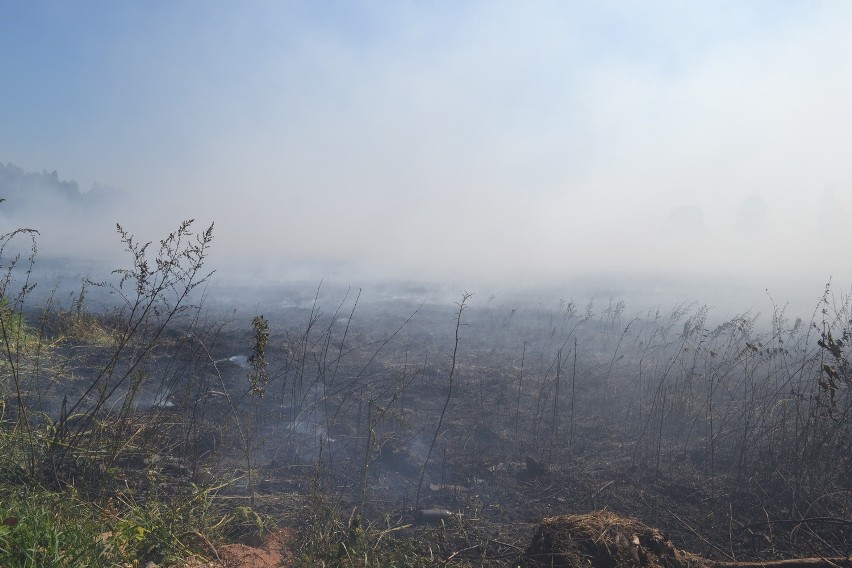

{"left": 2, "top": 1, "right": 851, "bottom": 309}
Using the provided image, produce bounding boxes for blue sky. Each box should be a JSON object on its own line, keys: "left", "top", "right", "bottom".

{"left": 2, "top": 1, "right": 851, "bottom": 310}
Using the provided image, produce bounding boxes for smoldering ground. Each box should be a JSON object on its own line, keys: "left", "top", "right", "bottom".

{"left": 3, "top": 213, "right": 852, "bottom": 563}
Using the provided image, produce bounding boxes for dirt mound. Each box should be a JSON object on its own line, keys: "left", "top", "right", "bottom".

{"left": 184, "top": 529, "right": 295, "bottom": 568}
{"left": 525, "top": 511, "right": 706, "bottom": 568}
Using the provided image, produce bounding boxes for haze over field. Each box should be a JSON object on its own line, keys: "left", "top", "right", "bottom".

{"left": 2, "top": 1, "right": 851, "bottom": 315}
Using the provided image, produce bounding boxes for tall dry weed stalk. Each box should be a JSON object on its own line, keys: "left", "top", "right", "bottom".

{"left": 415, "top": 291, "right": 472, "bottom": 510}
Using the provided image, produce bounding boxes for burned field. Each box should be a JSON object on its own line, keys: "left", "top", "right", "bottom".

{"left": 5, "top": 280, "right": 852, "bottom": 566}
{"left": 123, "top": 287, "right": 851, "bottom": 565}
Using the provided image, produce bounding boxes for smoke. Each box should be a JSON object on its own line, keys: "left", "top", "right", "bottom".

{"left": 734, "top": 195, "right": 768, "bottom": 235}
{"left": 3, "top": 3, "right": 852, "bottom": 317}
{"left": 0, "top": 162, "right": 128, "bottom": 261}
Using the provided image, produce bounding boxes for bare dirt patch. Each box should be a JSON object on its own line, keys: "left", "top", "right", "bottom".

{"left": 184, "top": 529, "right": 295, "bottom": 568}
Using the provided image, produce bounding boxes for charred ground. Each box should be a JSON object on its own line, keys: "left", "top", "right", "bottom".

{"left": 195, "top": 290, "right": 851, "bottom": 565}
{"left": 2, "top": 232, "right": 851, "bottom": 565}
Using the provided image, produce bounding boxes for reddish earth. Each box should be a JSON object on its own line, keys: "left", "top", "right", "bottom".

{"left": 184, "top": 529, "right": 295, "bottom": 568}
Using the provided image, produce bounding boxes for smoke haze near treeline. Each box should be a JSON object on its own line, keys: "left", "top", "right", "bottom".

{"left": 0, "top": 160, "right": 843, "bottom": 322}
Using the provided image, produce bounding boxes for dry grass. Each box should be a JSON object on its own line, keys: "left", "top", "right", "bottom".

{"left": 526, "top": 511, "right": 705, "bottom": 568}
